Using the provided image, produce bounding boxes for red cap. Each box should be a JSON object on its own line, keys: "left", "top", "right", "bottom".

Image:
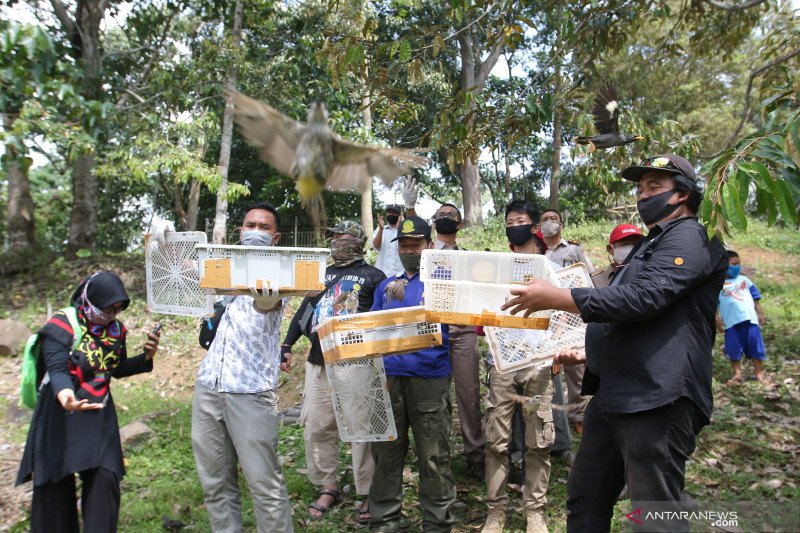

{"left": 609, "top": 224, "right": 643, "bottom": 244}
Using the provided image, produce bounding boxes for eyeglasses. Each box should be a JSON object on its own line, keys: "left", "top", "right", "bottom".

{"left": 103, "top": 304, "right": 125, "bottom": 314}
{"left": 432, "top": 212, "right": 460, "bottom": 222}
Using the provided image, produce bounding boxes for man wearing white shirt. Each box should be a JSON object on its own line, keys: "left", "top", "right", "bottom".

{"left": 372, "top": 203, "right": 404, "bottom": 277}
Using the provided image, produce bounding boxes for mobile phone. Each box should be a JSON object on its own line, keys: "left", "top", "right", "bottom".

{"left": 151, "top": 323, "right": 163, "bottom": 335}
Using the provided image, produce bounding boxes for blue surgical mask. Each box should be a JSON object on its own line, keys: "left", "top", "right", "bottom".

{"left": 241, "top": 229, "right": 274, "bottom": 247}
{"left": 727, "top": 265, "right": 741, "bottom": 279}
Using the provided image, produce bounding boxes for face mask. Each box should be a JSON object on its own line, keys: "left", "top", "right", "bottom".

{"left": 505, "top": 224, "right": 534, "bottom": 247}
{"left": 612, "top": 245, "right": 635, "bottom": 265}
{"left": 434, "top": 218, "right": 459, "bottom": 235}
{"left": 330, "top": 238, "right": 363, "bottom": 267}
{"left": 727, "top": 265, "right": 741, "bottom": 279}
{"left": 386, "top": 214, "right": 399, "bottom": 225}
{"left": 241, "top": 229, "right": 274, "bottom": 247}
{"left": 541, "top": 220, "right": 561, "bottom": 238}
{"left": 81, "top": 283, "right": 116, "bottom": 325}
{"left": 636, "top": 189, "right": 681, "bottom": 226}
{"left": 399, "top": 252, "right": 421, "bottom": 273}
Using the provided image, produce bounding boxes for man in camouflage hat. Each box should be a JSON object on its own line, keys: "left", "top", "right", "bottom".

{"left": 282, "top": 220, "right": 386, "bottom": 523}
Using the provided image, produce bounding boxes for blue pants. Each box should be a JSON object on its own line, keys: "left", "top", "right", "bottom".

{"left": 724, "top": 321, "right": 765, "bottom": 361}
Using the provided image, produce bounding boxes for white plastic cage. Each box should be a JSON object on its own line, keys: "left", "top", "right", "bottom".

{"left": 327, "top": 358, "right": 398, "bottom": 442}
{"left": 420, "top": 249, "right": 558, "bottom": 285}
{"left": 196, "top": 244, "right": 330, "bottom": 296}
{"left": 316, "top": 306, "right": 442, "bottom": 364}
{"left": 487, "top": 263, "right": 594, "bottom": 373}
{"left": 145, "top": 232, "right": 214, "bottom": 317}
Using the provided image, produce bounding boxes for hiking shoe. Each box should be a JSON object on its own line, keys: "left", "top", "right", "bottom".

{"left": 481, "top": 505, "right": 506, "bottom": 533}
{"left": 526, "top": 509, "right": 548, "bottom": 533}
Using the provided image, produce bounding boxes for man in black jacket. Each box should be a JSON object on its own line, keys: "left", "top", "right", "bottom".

{"left": 503, "top": 155, "right": 728, "bottom": 532}
{"left": 282, "top": 221, "right": 386, "bottom": 523}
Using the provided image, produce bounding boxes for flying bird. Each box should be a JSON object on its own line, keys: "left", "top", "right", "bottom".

{"left": 225, "top": 89, "right": 430, "bottom": 227}
{"left": 575, "top": 83, "right": 643, "bottom": 151}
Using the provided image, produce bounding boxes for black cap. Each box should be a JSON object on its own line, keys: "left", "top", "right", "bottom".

{"left": 391, "top": 215, "right": 431, "bottom": 241}
{"left": 621, "top": 154, "right": 702, "bottom": 192}
{"left": 385, "top": 204, "right": 402, "bottom": 214}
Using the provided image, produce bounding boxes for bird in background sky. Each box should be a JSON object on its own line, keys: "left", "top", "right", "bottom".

{"left": 225, "top": 89, "right": 430, "bottom": 228}
{"left": 575, "top": 83, "right": 643, "bottom": 151}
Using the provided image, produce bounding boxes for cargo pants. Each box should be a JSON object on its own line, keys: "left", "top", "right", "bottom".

{"left": 369, "top": 376, "right": 456, "bottom": 532}
{"left": 484, "top": 364, "right": 554, "bottom": 511}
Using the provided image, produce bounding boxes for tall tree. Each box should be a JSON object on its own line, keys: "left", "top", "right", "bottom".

{"left": 212, "top": 0, "right": 244, "bottom": 244}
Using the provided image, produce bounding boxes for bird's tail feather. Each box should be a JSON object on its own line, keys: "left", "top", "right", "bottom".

{"left": 304, "top": 193, "right": 327, "bottom": 235}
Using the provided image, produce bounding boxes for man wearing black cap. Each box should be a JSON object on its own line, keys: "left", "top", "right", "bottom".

{"left": 373, "top": 204, "right": 405, "bottom": 277}
{"left": 368, "top": 216, "right": 456, "bottom": 533}
{"left": 502, "top": 154, "right": 728, "bottom": 532}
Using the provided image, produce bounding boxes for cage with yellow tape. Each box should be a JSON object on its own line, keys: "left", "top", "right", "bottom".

{"left": 419, "top": 249, "right": 559, "bottom": 329}
{"left": 316, "top": 306, "right": 443, "bottom": 364}
{"left": 487, "top": 263, "right": 594, "bottom": 373}
{"left": 196, "top": 244, "right": 330, "bottom": 297}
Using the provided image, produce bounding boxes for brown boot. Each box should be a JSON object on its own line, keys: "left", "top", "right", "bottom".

{"left": 481, "top": 505, "right": 507, "bottom": 533}
{"left": 526, "top": 509, "right": 548, "bottom": 533}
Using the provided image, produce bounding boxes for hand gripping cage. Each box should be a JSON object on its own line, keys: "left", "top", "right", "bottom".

{"left": 487, "top": 263, "right": 594, "bottom": 373}
{"left": 145, "top": 232, "right": 214, "bottom": 317}
{"left": 326, "top": 357, "right": 398, "bottom": 442}
{"left": 419, "top": 249, "right": 559, "bottom": 329}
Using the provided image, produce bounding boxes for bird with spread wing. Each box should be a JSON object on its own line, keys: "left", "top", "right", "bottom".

{"left": 225, "top": 89, "right": 430, "bottom": 228}
{"left": 575, "top": 83, "right": 643, "bottom": 151}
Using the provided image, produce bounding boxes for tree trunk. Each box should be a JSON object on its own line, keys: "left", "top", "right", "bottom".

{"left": 360, "top": 81, "right": 374, "bottom": 242}
{"left": 59, "top": 0, "right": 106, "bottom": 257}
{"left": 3, "top": 112, "right": 36, "bottom": 251}
{"left": 212, "top": 0, "right": 244, "bottom": 244}
{"left": 548, "top": 5, "right": 563, "bottom": 211}
{"left": 549, "top": 106, "right": 562, "bottom": 210}
{"left": 186, "top": 179, "right": 201, "bottom": 231}
{"left": 67, "top": 153, "right": 98, "bottom": 255}
{"left": 459, "top": 159, "right": 482, "bottom": 226}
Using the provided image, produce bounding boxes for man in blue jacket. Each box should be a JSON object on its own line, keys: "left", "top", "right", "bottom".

{"left": 368, "top": 216, "right": 455, "bottom": 533}
{"left": 503, "top": 155, "right": 728, "bottom": 532}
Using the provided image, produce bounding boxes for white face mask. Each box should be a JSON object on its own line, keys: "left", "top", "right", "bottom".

{"left": 612, "top": 245, "right": 635, "bottom": 265}
{"left": 241, "top": 229, "right": 274, "bottom": 247}
{"left": 541, "top": 220, "right": 561, "bottom": 238}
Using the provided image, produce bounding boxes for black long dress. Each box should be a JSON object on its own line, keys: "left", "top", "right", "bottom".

{"left": 17, "top": 309, "right": 153, "bottom": 486}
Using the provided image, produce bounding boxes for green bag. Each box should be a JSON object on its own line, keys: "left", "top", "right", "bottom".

{"left": 19, "top": 307, "right": 82, "bottom": 409}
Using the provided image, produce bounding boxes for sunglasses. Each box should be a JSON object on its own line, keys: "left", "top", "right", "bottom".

{"left": 102, "top": 304, "right": 125, "bottom": 314}
{"left": 639, "top": 157, "right": 682, "bottom": 173}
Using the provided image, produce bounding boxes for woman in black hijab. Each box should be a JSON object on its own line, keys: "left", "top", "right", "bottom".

{"left": 17, "top": 271, "right": 161, "bottom": 533}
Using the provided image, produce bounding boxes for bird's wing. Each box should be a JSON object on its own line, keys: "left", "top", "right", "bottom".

{"left": 591, "top": 83, "right": 620, "bottom": 135}
{"left": 225, "top": 89, "right": 302, "bottom": 176}
{"left": 327, "top": 137, "right": 430, "bottom": 191}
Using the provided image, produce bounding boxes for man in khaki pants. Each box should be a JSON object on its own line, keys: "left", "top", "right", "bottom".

{"left": 282, "top": 221, "right": 386, "bottom": 523}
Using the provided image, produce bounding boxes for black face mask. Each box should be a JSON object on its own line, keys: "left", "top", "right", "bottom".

{"left": 386, "top": 214, "right": 399, "bottom": 225}
{"left": 637, "top": 189, "right": 681, "bottom": 225}
{"left": 434, "top": 218, "right": 459, "bottom": 235}
{"left": 505, "top": 224, "right": 535, "bottom": 247}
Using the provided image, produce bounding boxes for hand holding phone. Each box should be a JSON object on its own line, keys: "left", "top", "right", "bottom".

{"left": 145, "top": 323, "right": 162, "bottom": 360}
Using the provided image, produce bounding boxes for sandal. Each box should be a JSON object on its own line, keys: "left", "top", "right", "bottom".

{"left": 725, "top": 376, "right": 744, "bottom": 386}
{"left": 308, "top": 488, "right": 341, "bottom": 518}
{"left": 356, "top": 501, "right": 371, "bottom": 525}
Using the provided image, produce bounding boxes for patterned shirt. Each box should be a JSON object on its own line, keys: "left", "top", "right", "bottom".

{"left": 196, "top": 296, "right": 284, "bottom": 393}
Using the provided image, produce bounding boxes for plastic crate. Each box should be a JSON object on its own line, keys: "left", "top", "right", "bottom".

{"left": 196, "top": 244, "right": 330, "bottom": 296}
{"left": 327, "top": 358, "right": 398, "bottom": 442}
{"left": 488, "top": 263, "right": 594, "bottom": 373}
{"left": 421, "top": 249, "right": 558, "bottom": 285}
{"left": 145, "top": 232, "right": 214, "bottom": 317}
{"left": 423, "top": 280, "right": 553, "bottom": 329}
{"left": 316, "top": 306, "right": 443, "bottom": 364}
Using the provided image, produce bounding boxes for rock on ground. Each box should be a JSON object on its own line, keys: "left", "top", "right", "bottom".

{"left": 0, "top": 319, "right": 32, "bottom": 357}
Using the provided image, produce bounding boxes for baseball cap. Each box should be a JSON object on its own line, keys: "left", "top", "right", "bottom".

{"left": 327, "top": 220, "right": 367, "bottom": 244}
{"left": 385, "top": 204, "right": 402, "bottom": 214}
{"left": 621, "top": 154, "right": 703, "bottom": 192}
{"left": 609, "top": 224, "right": 643, "bottom": 245}
{"left": 391, "top": 215, "right": 431, "bottom": 241}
